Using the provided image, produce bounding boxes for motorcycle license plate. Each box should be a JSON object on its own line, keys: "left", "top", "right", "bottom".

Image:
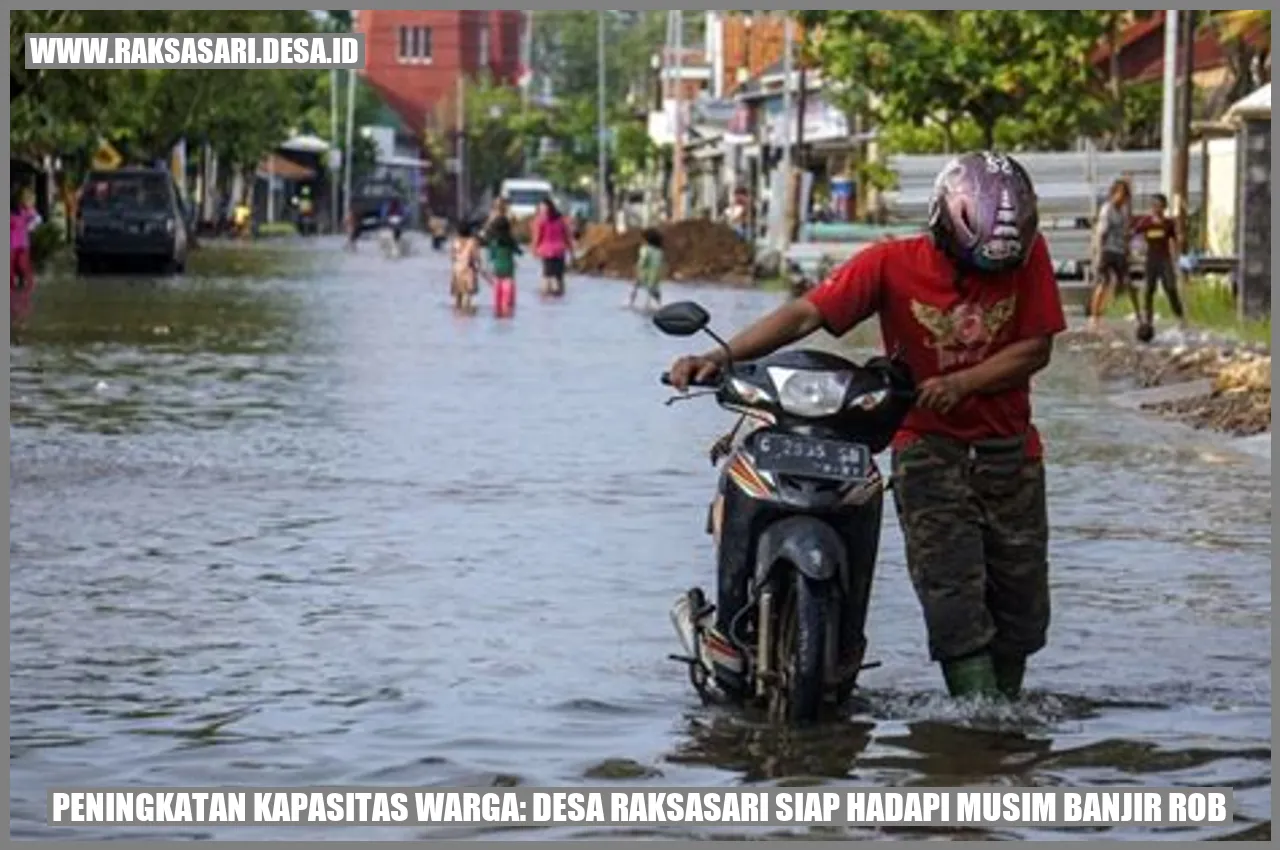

{"left": 752, "top": 433, "right": 870, "bottom": 481}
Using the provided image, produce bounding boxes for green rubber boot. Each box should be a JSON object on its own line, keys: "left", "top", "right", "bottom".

{"left": 992, "top": 654, "right": 1027, "bottom": 700}
{"left": 941, "top": 652, "right": 1001, "bottom": 699}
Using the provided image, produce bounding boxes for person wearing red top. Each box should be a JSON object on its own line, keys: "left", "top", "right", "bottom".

{"left": 1130, "top": 193, "right": 1187, "bottom": 337}
{"left": 668, "top": 152, "right": 1066, "bottom": 701}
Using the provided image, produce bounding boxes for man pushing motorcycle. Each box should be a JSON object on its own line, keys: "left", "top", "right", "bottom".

{"left": 667, "top": 152, "right": 1066, "bottom": 700}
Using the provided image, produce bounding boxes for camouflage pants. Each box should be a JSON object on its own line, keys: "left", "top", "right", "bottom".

{"left": 890, "top": 434, "right": 1051, "bottom": 663}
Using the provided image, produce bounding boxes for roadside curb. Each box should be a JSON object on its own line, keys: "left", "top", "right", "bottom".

{"left": 1105, "top": 379, "right": 1272, "bottom": 462}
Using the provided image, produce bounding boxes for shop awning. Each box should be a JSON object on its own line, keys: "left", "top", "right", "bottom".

{"left": 256, "top": 153, "right": 316, "bottom": 181}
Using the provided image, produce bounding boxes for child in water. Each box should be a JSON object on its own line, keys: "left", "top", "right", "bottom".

{"left": 450, "top": 220, "right": 483, "bottom": 312}
{"left": 482, "top": 202, "right": 521, "bottom": 317}
{"left": 10, "top": 192, "right": 41, "bottom": 327}
{"left": 629, "top": 228, "right": 664, "bottom": 310}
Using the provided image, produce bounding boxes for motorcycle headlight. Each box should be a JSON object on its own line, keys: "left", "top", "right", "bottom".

{"left": 768, "top": 368, "right": 854, "bottom": 418}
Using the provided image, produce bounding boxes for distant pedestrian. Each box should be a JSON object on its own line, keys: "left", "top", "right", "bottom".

{"left": 1087, "top": 178, "right": 1140, "bottom": 333}
{"left": 10, "top": 192, "right": 40, "bottom": 327}
{"left": 233, "top": 200, "right": 253, "bottom": 241}
{"left": 532, "top": 197, "right": 573, "bottom": 297}
{"left": 1131, "top": 193, "right": 1188, "bottom": 337}
{"left": 629, "top": 228, "right": 665, "bottom": 310}
{"left": 481, "top": 198, "right": 521, "bottom": 318}
{"left": 450, "top": 220, "right": 483, "bottom": 313}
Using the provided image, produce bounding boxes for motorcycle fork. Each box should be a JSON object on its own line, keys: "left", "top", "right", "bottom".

{"left": 754, "top": 588, "right": 774, "bottom": 699}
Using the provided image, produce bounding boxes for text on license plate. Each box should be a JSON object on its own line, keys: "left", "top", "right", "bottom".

{"left": 752, "top": 433, "right": 870, "bottom": 480}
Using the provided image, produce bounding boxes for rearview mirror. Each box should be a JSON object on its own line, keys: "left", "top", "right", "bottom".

{"left": 652, "top": 301, "right": 710, "bottom": 337}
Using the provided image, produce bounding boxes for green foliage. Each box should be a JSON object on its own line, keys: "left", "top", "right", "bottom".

{"left": 531, "top": 11, "right": 667, "bottom": 106}
{"left": 10, "top": 10, "right": 331, "bottom": 168}
{"left": 804, "top": 11, "right": 1111, "bottom": 151}
{"left": 1120, "top": 82, "right": 1165, "bottom": 150}
{"left": 458, "top": 75, "right": 542, "bottom": 197}
{"left": 30, "top": 222, "right": 66, "bottom": 269}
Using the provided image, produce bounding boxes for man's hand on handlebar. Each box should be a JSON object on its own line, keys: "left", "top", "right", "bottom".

{"left": 667, "top": 354, "right": 723, "bottom": 391}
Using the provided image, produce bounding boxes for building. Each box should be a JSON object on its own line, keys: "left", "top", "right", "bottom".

{"left": 353, "top": 10, "right": 524, "bottom": 135}
{"left": 1089, "top": 11, "right": 1270, "bottom": 111}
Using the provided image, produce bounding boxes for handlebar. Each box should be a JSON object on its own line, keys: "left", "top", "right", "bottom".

{"left": 660, "top": 372, "right": 722, "bottom": 389}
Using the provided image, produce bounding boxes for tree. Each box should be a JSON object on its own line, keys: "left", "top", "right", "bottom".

{"left": 803, "top": 11, "right": 1111, "bottom": 151}
{"left": 457, "top": 75, "right": 547, "bottom": 199}
{"left": 1202, "top": 10, "right": 1271, "bottom": 108}
{"left": 10, "top": 10, "right": 327, "bottom": 169}
{"left": 530, "top": 11, "right": 666, "bottom": 107}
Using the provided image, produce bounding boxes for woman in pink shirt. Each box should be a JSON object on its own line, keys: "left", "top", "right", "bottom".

{"left": 531, "top": 198, "right": 574, "bottom": 297}
{"left": 10, "top": 192, "right": 40, "bottom": 328}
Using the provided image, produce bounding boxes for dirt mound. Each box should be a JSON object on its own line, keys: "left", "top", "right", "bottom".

{"left": 575, "top": 223, "right": 616, "bottom": 256}
{"left": 1214, "top": 356, "right": 1271, "bottom": 394}
{"left": 572, "top": 220, "right": 753, "bottom": 284}
{"left": 1062, "top": 329, "right": 1272, "bottom": 436}
{"left": 1144, "top": 389, "right": 1271, "bottom": 437}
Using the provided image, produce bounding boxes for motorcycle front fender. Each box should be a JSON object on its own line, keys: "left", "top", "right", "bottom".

{"left": 753, "top": 516, "right": 848, "bottom": 589}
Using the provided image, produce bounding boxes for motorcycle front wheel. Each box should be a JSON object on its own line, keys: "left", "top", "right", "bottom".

{"left": 768, "top": 572, "right": 828, "bottom": 725}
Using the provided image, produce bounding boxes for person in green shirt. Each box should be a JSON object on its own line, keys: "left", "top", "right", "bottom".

{"left": 481, "top": 199, "right": 522, "bottom": 317}
{"left": 629, "top": 228, "right": 664, "bottom": 310}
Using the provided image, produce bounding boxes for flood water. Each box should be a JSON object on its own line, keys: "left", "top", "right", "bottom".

{"left": 9, "top": 238, "right": 1272, "bottom": 840}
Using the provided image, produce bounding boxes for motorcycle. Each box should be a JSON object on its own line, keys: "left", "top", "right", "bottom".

{"left": 654, "top": 301, "right": 916, "bottom": 724}
{"left": 380, "top": 214, "right": 405, "bottom": 258}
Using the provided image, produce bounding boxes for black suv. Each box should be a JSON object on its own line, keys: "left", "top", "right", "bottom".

{"left": 76, "top": 167, "right": 192, "bottom": 274}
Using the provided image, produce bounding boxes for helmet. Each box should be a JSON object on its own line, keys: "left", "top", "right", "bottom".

{"left": 928, "top": 151, "right": 1039, "bottom": 273}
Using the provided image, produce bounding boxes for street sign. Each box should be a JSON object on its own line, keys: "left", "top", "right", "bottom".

{"left": 92, "top": 138, "right": 123, "bottom": 171}
{"left": 328, "top": 149, "right": 342, "bottom": 169}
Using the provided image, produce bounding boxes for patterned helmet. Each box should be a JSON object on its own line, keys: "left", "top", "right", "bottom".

{"left": 927, "top": 151, "right": 1039, "bottom": 273}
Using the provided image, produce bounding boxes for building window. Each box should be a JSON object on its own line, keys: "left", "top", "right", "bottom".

{"left": 398, "top": 25, "right": 433, "bottom": 62}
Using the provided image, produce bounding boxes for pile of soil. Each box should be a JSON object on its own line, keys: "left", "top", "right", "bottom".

{"left": 1143, "top": 389, "right": 1271, "bottom": 437}
{"left": 572, "top": 220, "right": 753, "bottom": 284}
{"left": 1062, "top": 329, "right": 1272, "bottom": 436}
{"left": 575, "top": 223, "right": 616, "bottom": 257}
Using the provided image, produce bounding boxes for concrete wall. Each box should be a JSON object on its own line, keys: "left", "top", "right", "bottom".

{"left": 1205, "top": 136, "right": 1237, "bottom": 255}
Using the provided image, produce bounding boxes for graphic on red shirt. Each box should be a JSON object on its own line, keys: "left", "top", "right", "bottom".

{"left": 910, "top": 295, "right": 1017, "bottom": 371}
{"left": 804, "top": 234, "right": 1067, "bottom": 457}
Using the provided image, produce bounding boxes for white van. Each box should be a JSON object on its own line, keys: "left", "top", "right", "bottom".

{"left": 499, "top": 178, "right": 554, "bottom": 220}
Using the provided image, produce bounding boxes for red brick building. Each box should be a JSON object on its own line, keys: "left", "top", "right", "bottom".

{"left": 353, "top": 10, "right": 524, "bottom": 134}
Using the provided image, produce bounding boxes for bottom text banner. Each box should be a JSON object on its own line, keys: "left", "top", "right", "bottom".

{"left": 49, "top": 787, "right": 1234, "bottom": 828}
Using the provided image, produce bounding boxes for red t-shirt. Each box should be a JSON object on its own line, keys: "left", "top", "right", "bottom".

{"left": 805, "top": 234, "right": 1066, "bottom": 458}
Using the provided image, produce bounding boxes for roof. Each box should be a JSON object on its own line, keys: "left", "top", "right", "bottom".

{"left": 1088, "top": 12, "right": 1165, "bottom": 66}
{"left": 1226, "top": 83, "right": 1271, "bottom": 121}
{"left": 734, "top": 60, "right": 826, "bottom": 102}
{"left": 257, "top": 153, "right": 316, "bottom": 180}
{"left": 1091, "top": 11, "right": 1270, "bottom": 84}
{"left": 279, "top": 134, "right": 330, "bottom": 154}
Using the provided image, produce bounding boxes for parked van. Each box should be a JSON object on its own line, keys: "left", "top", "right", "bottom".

{"left": 499, "top": 178, "right": 554, "bottom": 220}
{"left": 75, "top": 167, "right": 191, "bottom": 274}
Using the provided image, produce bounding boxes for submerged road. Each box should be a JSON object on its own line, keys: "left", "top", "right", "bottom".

{"left": 9, "top": 237, "right": 1272, "bottom": 840}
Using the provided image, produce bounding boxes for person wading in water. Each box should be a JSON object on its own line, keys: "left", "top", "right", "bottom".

{"left": 668, "top": 152, "right": 1066, "bottom": 700}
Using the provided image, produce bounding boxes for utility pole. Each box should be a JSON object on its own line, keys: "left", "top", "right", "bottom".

{"left": 597, "top": 10, "right": 608, "bottom": 223}
{"left": 521, "top": 11, "right": 534, "bottom": 174}
{"left": 456, "top": 73, "right": 466, "bottom": 220}
{"left": 1173, "top": 9, "right": 1195, "bottom": 247}
{"left": 672, "top": 9, "right": 686, "bottom": 221}
{"left": 1159, "top": 10, "right": 1179, "bottom": 199}
{"left": 343, "top": 66, "right": 356, "bottom": 225}
{"left": 330, "top": 68, "right": 340, "bottom": 233}
{"left": 777, "top": 15, "right": 794, "bottom": 251}
{"left": 791, "top": 16, "right": 807, "bottom": 244}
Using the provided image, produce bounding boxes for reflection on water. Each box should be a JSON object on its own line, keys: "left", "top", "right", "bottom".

{"left": 9, "top": 239, "right": 1271, "bottom": 840}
